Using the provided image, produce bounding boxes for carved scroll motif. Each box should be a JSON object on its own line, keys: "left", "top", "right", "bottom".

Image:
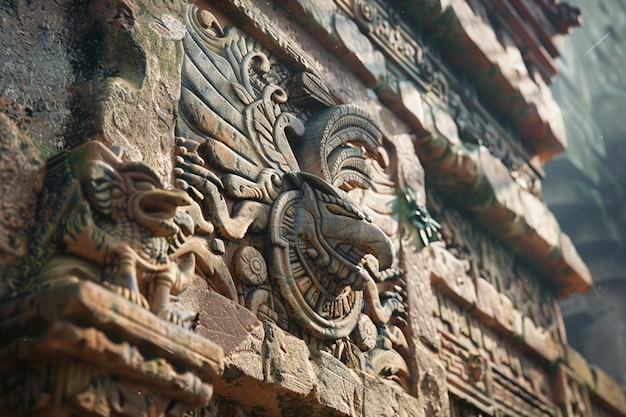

{"left": 175, "top": 4, "right": 413, "bottom": 388}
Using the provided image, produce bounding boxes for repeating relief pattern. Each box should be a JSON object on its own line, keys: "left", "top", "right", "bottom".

{"left": 174, "top": 4, "right": 411, "bottom": 389}
{"left": 436, "top": 292, "right": 557, "bottom": 417}
{"left": 428, "top": 190, "right": 562, "bottom": 345}
{"left": 335, "top": 0, "right": 542, "bottom": 196}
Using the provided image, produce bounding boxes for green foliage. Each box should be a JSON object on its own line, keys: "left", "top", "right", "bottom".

{"left": 403, "top": 187, "right": 441, "bottom": 247}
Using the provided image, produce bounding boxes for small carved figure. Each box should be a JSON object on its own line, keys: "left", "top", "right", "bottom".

{"left": 18, "top": 141, "right": 198, "bottom": 323}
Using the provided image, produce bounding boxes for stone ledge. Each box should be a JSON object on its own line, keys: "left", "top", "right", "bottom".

{"left": 0, "top": 280, "right": 224, "bottom": 378}
{"left": 566, "top": 347, "right": 595, "bottom": 390}
{"left": 552, "top": 364, "right": 593, "bottom": 417}
{"left": 0, "top": 279, "right": 224, "bottom": 416}
{"left": 180, "top": 283, "right": 449, "bottom": 417}
{"left": 591, "top": 366, "right": 626, "bottom": 417}
{"left": 430, "top": 247, "right": 562, "bottom": 364}
{"left": 403, "top": 0, "right": 567, "bottom": 161}
{"left": 413, "top": 113, "right": 591, "bottom": 298}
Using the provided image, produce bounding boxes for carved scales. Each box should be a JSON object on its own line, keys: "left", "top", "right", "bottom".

{"left": 175, "top": 5, "right": 409, "bottom": 387}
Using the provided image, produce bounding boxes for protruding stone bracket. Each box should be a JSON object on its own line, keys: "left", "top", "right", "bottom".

{"left": 0, "top": 280, "right": 224, "bottom": 417}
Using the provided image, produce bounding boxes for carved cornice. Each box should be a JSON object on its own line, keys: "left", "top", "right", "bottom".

{"left": 354, "top": 0, "right": 568, "bottom": 160}
{"left": 490, "top": 0, "right": 558, "bottom": 78}
{"left": 415, "top": 113, "right": 591, "bottom": 297}
{"left": 215, "top": 0, "right": 590, "bottom": 297}
{"left": 0, "top": 280, "right": 223, "bottom": 416}
{"left": 423, "top": 0, "right": 568, "bottom": 161}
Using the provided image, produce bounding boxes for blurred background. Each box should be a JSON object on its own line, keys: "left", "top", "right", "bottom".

{"left": 543, "top": 0, "right": 626, "bottom": 389}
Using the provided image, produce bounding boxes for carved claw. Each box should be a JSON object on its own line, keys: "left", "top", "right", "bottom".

{"left": 175, "top": 136, "right": 225, "bottom": 204}
{"left": 157, "top": 308, "right": 199, "bottom": 329}
{"left": 175, "top": 136, "right": 201, "bottom": 154}
{"left": 381, "top": 292, "right": 406, "bottom": 315}
{"left": 223, "top": 169, "right": 282, "bottom": 203}
{"left": 103, "top": 282, "right": 150, "bottom": 310}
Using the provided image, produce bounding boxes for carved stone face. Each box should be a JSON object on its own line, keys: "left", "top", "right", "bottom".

{"left": 80, "top": 146, "right": 192, "bottom": 238}
{"left": 288, "top": 173, "right": 394, "bottom": 293}
{"left": 270, "top": 173, "right": 394, "bottom": 339}
{"left": 119, "top": 165, "right": 192, "bottom": 237}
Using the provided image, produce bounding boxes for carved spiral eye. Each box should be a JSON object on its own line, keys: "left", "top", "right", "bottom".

{"left": 234, "top": 246, "right": 268, "bottom": 286}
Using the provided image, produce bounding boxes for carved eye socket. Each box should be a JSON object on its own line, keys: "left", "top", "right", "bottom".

{"left": 134, "top": 180, "right": 155, "bottom": 191}
{"left": 326, "top": 203, "right": 362, "bottom": 220}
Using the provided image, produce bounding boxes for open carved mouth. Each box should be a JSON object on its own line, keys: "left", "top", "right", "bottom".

{"left": 332, "top": 243, "right": 369, "bottom": 289}
{"left": 336, "top": 243, "right": 368, "bottom": 266}
{"left": 135, "top": 189, "right": 191, "bottom": 236}
{"left": 140, "top": 192, "right": 181, "bottom": 220}
{"left": 295, "top": 237, "right": 370, "bottom": 295}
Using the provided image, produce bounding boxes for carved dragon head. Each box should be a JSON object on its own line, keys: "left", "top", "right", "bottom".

{"left": 279, "top": 173, "right": 394, "bottom": 294}
{"left": 177, "top": 9, "right": 398, "bottom": 340}
{"left": 77, "top": 142, "right": 192, "bottom": 238}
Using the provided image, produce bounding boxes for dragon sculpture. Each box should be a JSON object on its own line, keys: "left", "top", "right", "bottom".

{"left": 175, "top": 5, "right": 409, "bottom": 387}
{"left": 6, "top": 141, "right": 199, "bottom": 324}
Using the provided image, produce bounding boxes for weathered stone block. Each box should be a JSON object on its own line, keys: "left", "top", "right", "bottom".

{"left": 494, "top": 293, "right": 518, "bottom": 335}
{"left": 69, "top": 0, "right": 188, "bottom": 180}
{"left": 475, "top": 277, "right": 498, "bottom": 324}
{"left": 179, "top": 278, "right": 264, "bottom": 382}
{"left": 522, "top": 315, "right": 562, "bottom": 363}
{"left": 413, "top": 342, "right": 450, "bottom": 417}
{"left": 398, "top": 81, "right": 427, "bottom": 128}
{"left": 402, "top": 242, "right": 441, "bottom": 350}
{"left": 592, "top": 366, "right": 626, "bottom": 415}
{"left": 553, "top": 364, "right": 593, "bottom": 417}
{"left": 0, "top": 113, "right": 44, "bottom": 268}
{"left": 567, "top": 347, "right": 595, "bottom": 390}
{"left": 310, "top": 351, "right": 363, "bottom": 416}
{"left": 432, "top": 105, "right": 461, "bottom": 145}
{"left": 361, "top": 374, "right": 422, "bottom": 417}
{"left": 428, "top": 243, "right": 476, "bottom": 307}
{"left": 334, "top": 13, "right": 387, "bottom": 88}
{"left": 263, "top": 321, "right": 315, "bottom": 395}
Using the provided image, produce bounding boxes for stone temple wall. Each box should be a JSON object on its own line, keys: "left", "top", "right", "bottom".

{"left": 0, "top": 1, "right": 623, "bottom": 416}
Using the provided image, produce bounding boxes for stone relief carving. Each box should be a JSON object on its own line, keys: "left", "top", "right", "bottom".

{"left": 0, "top": 125, "right": 223, "bottom": 415}
{"left": 447, "top": 92, "right": 542, "bottom": 197}
{"left": 436, "top": 292, "right": 557, "bottom": 416}
{"left": 174, "top": 4, "right": 417, "bottom": 389}
{"left": 336, "top": 0, "right": 541, "bottom": 197}
{"left": 3, "top": 140, "right": 202, "bottom": 324}
{"left": 338, "top": 0, "right": 448, "bottom": 99}
{"left": 428, "top": 190, "right": 562, "bottom": 346}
